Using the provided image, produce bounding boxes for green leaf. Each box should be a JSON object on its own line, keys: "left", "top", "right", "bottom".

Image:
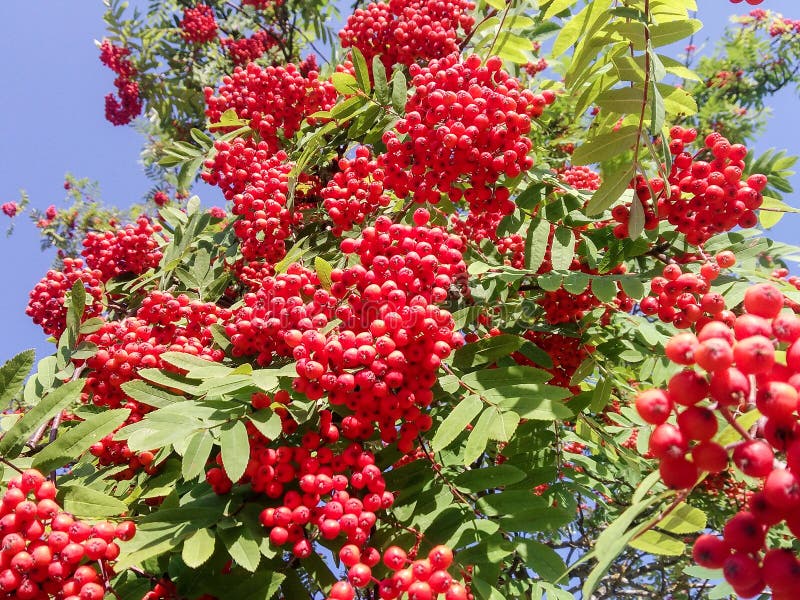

{"left": 391, "top": 71, "right": 407, "bottom": 113}
{"left": 431, "top": 395, "right": 482, "bottom": 452}
{"left": 657, "top": 502, "right": 707, "bottom": 534}
{"left": 629, "top": 196, "right": 645, "bottom": 239}
{"left": 372, "top": 56, "right": 389, "bottom": 103}
{"left": 248, "top": 410, "right": 282, "bottom": 441}
{"left": 487, "top": 409, "right": 519, "bottom": 442}
{"left": 497, "top": 392, "right": 573, "bottom": 420}
{"left": 159, "top": 352, "right": 231, "bottom": 378}
{"left": 60, "top": 485, "right": 128, "bottom": 517}
{"left": 629, "top": 530, "right": 685, "bottom": 556}
{"left": 220, "top": 420, "right": 250, "bottom": 483}
{"left": 619, "top": 276, "right": 645, "bottom": 299}
{"left": 219, "top": 525, "right": 261, "bottom": 572}
{"left": 182, "top": 527, "right": 216, "bottom": 568}
{"left": 464, "top": 408, "right": 493, "bottom": 466}
{"left": 33, "top": 408, "right": 130, "bottom": 473}
{"left": 516, "top": 539, "right": 567, "bottom": 581}
{"left": 550, "top": 227, "right": 575, "bottom": 271}
{"left": 315, "top": 256, "right": 333, "bottom": 291}
{"left": 572, "top": 126, "right": 639, "bottom": 165}
{"left": 460, "top": 366, "right": 552, "bottom": 389}
{"left": 453, "top": 464, "right": 526, "bottom": 491}
{"left": 0, "top": 379, "right": 83, "bottom": 458}
{"left": 120, "top": 380, "right": 185, "bottom": 409}
{"left": 182, "top": 430, "right": 214, "bottom": 481}
{"left": 525, "top": 218, "right": 551, "bottom": 272}
{"left": 542, "top": 0, "right": 580, "bottom": 20}
{"left": 331, "top": 72, "right": 358, "bottom": 95}
{"left": 650, "top": 19, "right": 702, "bottom": 48}
{"left": 591, "top": 277, "right": 618, "bottom": 303}
{"left": 586, "top": 163, "right": 635, "bottom": 215}
{"left": 350, "top": 47, "right": 371, "bottom": 93}
{"left": 208, "top": 571, "right": 285, "bottom": 600}
{"left": 0, "top": 349, "right": 34, "bottom": 408}
{"left": 452, "top": 335, "right": 524, "bottom": 370}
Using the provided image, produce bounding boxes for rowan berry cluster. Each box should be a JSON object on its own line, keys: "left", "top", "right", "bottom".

{"left": 611, "top": 127, "right": 768, "bottom": 244}
{"left": 558, "top": 166, "right": 601, "bottom": 191}
{"left": 380, "top": 54, "right": 551, "bottom": 225}
{"left": 152, "top": 191, "right": 169, "bottom": 207}
{"left": 730, "top": 0, "right": 764, "bottom": 5}
{"left": 639, "top": 255, "right": 736, "bottom": 330}
{"left": 81, "top": 217, "right": 163, "bottom": 280}
{"left": 242, "top": 0, "right": 284, "bottom": 8}
{"left": 339, "top": 0, "right": 475, "bottom": 71}
{"left": 99, "top": 40, "right": 141, "bottom": 126}
{"left": 0, "top": 469, "right": 135, "bottom": 600}
{"left": 321, "top": 146, "right": 391, "bottom": 234}
{"left": 204, "top": 63, "right": 337, "bottom": 152}
{"left": 327, "top": 543, "right": 469, "bottom": 600}
{"left": 635, "top": 282, "right": 800, "bottom": 598}
{"left": 221, "top": 30, "right": 278, "bottom": 66}
{"left": 1, "top": 202, "right": 19, "bottom": 218}
{"left": 82, "top": 292, "right": 228, "bottom": 477}
{"left": 514, "top": 330, "right": 593, "bottom": 392}
{"left": 180, "top": 4, "right": 218, "bottom": 45}
{"left": 26, "top": 258, "right": 105, "bottom": 338}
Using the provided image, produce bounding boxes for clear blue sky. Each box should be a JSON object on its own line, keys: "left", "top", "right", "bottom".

{"left": 1, "top": 1, "right": 798, "bottom": 364}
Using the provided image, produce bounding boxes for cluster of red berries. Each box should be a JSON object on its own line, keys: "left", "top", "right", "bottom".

{"left": 294, "top": 212, "right": 466, "bottom": 451}
{"left": 152, "top": 191, "right": 170, "bottom": 207}
{"left": 226, "top": 264, "right": 334, "bottom": 364}
{"left": 730, "top": 0, "right": 763, "bottom": 5}
{"left": 0, "top": 469, "right": 135, "bottom": 600}
{"left": 26, "top": 258, "right": 105, "bottom": 338}
{"left": 380, "top": 54, "right": 551, "bottom": 224}
{"left": 98, "top": 40, "right": 141, "bottom": 126}
{"left": 2, "top": 202, "right": 19, "bottom": 218}
{"left": 180, "top": 4, "right": 218, "bottom": 44}
{"left": 204, "top": 62, "right": 337, "bottom": 153}
{"left": 81, "top": 292, "right": 229, "bottom": 477}
{"left": 514, "top": 330, "right": 593, "bottom": 392}
{"left": 81, "top": 217, "right": 163, "bottom": 281}
{"left": 339, "top": 0, "right": 475, "bottom": 72}
{"left": 221, "top": 30, "right": 279, "bottom": 66}
{"left": 327, "top": 544, "right": 469, "bottom": 600}
{"left": 322, "top": 146, "right": 390, "bottom": 234}
{"left": 558, "top": 165, "right": 601, "bottom": 191}
{"left": 612, "top": 127, "right": 767, "bottom": 244}
{"left": 635, "top": 282, "right": 800, "bottom": 597}
{"left": 639, "top": 253, "right": 736, "bottom": 329}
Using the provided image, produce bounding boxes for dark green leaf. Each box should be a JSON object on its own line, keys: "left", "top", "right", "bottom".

{"left": 0, "top": 349, "right": 34, "bottom": 408}
{"left": 182, "top": 527, "right": 216, "bottom": 568}
{"left": 524, "top": 218, "right": 551, "bottom": 272}
{"left": 351, "top": 47, "right": 371, "bottom": 93}
{"left": 220, "top": 420, "right": 250, "bottom": 483}
{"left": 452, "top": 335, "right": 524, "bottom": 370}
{"left": 453, "top": 464, "right": 526, "bottom": 491}
{"left": 60, "top": 485, "right": 128, "bottom": 517}
{"left": 431, "top": 395, "right": 482, "bottom": 452}
{"left": 182, "top": 430, "right": 214, "bottom": 481}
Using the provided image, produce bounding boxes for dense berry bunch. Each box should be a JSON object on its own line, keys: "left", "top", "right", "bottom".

{"left": 558, "top": 166, "right": 601, "bottom": 191}
{"left": 99, "top": 40, "right": 142, "bottom": 126}
{"left": 611, "top": 127, "right": 768, "bottom": 244}
{"left": 152, "top": 191, "right": 169, "bottom": 207}
{"left": 82, "top": 293, "right": 228, "bottom": 477}
{"left": 322, "top": 146, "right": 391, "bottom": 234}
{"left": 1, "top": 202, "right": 19, "bottom": 218}
{"left": 226, "top": 264, "right": 334, "bottom": 364}
{"left": 204, "top": 63, "right": 337, "bottom": 152}
{"left": 327, "top": 543, "right": 469, "bottom": 600}
{"left": 635, "top": 283, "right": 800, "bottom": 597}
{"left": 514, "top": 330, "right": 593, "bottom": 392}
{"left": 180, "top": 4, "right": 218, "bottom": 44}
{"left": 242, "top": 0, "right": 284, "bottom": 8}
{"left": 221, "top": 30, "right": 278, "bottom": 65}
{"left": 26, "top": 258, "right": 105, "bottom": 338}
{"left": 339, "top": 0, "right": 475, "bottom": 71}
{"left": 380, "top": 54, "right": 551, "bottom": 228}
{"left": 81, "top": 217, "right": 163, "bottom": 280}
{"left": 224, "top": 150, "right": 298, "bottom": 261}
{"left": 0, "top": 469, "right": 135, "bottom": 600}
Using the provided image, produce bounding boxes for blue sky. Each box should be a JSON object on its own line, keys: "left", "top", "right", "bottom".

{"left": 0, "top": 0, "right": 798, "bottom": 364}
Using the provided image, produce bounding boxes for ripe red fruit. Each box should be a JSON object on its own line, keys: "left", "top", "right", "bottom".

{"left": 347, "top": 563, "right": 372, "bottom": 587}
{"left": 329, "top": 581, "right": 355, "bottom": 600}
{"left": 383, "top": 546, "right": 407, "bottom": 571}
{"left": 715, "top": 251, "right": 736, "bottom": 268}
{"left": 734, "top": 335, "right": 775, "bottom": 375}
{"left": 667, "top": 370, "right": 708, "bottom": 406}
{"left": 649, "top": 424, "right": 688, "bottom": 459}
{"left": 692, "top": 534, "right": 730, "bottom": 569}
{"left": 762, "top": 548, "right": 800, "bottom": 592}
{"left": 677, "top": 406, "right": 717, "bottom": 441}
{"left": 664, "top": 333, "right": 698, "bottom": 365}
{"left": 694, "top": 338, "right": 734, "bottom": 372}
{"left": 756, "top": 381, "right": 798, "bottom": 419}
{"left": 428, "top": 545, "right": 453, "bottom": 570}
{"left": 691, "top": 442, "right": 728, "bottom": 473}
{"left": 635, "top": 389, "right": 673, "bottom": 424}
{"left": 659, "top": 456, "right": 698, "bottom": 489}
{"left": 724, "top": 552, "right": 765, "bottom": 597}
{"left": 339, "top": 544, "right": 361, "bottom": 568}
{"left": 709, "top": 367, "right": 750, "bottom": 406}
{"left": 723, "top": 511, "right": 766, "bottom": 554}
{"left": 763, "top": 469, "right": 800, "bottom": 509}
{"left": 744, "top": 283, "right": 784, "bottom": 319}
{"left": 733, "top": 440, "right": 774, "bottom": 478}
